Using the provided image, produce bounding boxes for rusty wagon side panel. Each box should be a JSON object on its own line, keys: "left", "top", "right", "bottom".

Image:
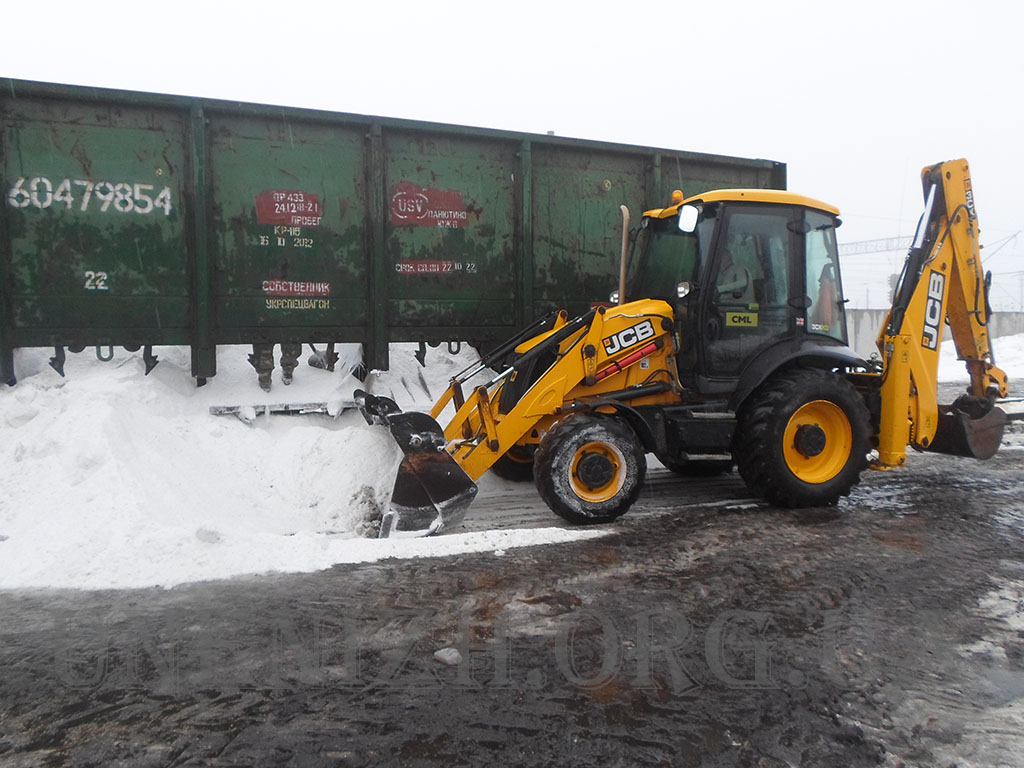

{"left": 0, "top": 79, "right": 785, "bottom": 384}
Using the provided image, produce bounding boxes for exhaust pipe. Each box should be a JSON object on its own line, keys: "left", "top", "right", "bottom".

{"left": 618, "top": 204, "right": 630, "bottom": 305}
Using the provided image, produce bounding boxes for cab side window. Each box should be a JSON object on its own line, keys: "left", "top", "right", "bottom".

{"left": 705, "top": 206, "right": 794, "bottom": 376}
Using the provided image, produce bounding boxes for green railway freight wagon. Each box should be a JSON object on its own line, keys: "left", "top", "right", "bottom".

{"left": 0, "top": 79, "right": 785, "bottom": 385}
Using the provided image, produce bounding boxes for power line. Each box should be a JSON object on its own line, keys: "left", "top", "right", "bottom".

{"left": 839, "top": 236, "right": 911, "bottom": 256}
{"left": 981, "top": 231, "right": 1019, "bottom": 263}
{"left": 839, "top": 231, "right": 1021, "bottom": 259}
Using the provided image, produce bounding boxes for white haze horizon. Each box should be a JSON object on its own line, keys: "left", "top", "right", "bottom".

{"left": 2, "top": 0, "right": 1021, "bottom": 310}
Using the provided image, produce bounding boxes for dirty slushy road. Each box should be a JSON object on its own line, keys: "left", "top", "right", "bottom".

{"left": 2, "top": 421, "right": 1023, "bottom": 767}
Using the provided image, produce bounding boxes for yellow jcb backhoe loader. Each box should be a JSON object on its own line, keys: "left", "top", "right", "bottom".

{"left": 357, "top": 159, "right": 1009, "bottom": 537}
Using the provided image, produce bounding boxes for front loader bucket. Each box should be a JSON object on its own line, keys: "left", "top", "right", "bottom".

{"left": 927, "top": 397, "right": 1008, "bottom": 460}
{"left": 355, "top": 390, "right": 478, "bottom": 537}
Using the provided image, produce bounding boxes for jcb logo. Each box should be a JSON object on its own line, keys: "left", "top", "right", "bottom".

{"left": 602, "top": 319, "right": 656, "bottom": 355}
{"left": 922, "top": 271, "right": 946, "bottom": 350}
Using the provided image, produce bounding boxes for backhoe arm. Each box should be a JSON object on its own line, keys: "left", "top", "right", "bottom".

{"left": 876, "top": 159, "right": 1008, "bottom": 466}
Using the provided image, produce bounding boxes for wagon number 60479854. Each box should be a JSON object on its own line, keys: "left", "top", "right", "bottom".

{"left": 6, "top": 176, "right": 173, "bottom": 216}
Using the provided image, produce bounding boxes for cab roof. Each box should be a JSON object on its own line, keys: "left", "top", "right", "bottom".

{"left": 644, "top": 188, "right": 840, "bottom": 219}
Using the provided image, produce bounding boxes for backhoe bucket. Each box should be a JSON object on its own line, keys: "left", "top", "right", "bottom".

{"left": 355, "top": 390, "right": 478, "bottom": 537}
{"left": 927, "top": 397, "right": 1007, "bottom": 460}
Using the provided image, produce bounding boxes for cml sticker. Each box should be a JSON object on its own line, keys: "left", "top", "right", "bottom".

{"left": 726, "top": 313, "right": 759, "bottom": 327}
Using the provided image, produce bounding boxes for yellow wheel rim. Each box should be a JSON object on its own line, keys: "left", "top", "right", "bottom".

{"left": 570, "top": 441, "right": 625, "bottom": 503}
{"left": 783, "top": 400, "right": 852, "bottom": 484}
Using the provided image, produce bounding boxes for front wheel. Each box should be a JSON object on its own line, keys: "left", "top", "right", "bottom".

{"left": 734, "top": 368, "right": 870, "bottom": 507}
{"left": 534, "top": 414, "right": 646, "bottom": 525}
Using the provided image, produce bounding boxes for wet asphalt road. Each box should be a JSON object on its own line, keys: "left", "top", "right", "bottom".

{"left": 1, "top": 421, "right": 1023, "bottom": 767}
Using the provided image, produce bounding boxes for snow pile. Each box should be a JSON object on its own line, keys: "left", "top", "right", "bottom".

{"left": 0, "top": 343, "right": 603, "bottom": 590}
{"left": 938, "top": 332, "right": 1024, "bottom": 385}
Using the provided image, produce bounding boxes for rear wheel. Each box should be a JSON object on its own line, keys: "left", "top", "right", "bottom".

{"left": 661, "top": 458, "right": 734, "bottom": 477}
{"left": 734, "top": 368, "right": 870, "bottom": 507}
{"left": 491, "top": 445, "right": 537, "bottom": 482}
{"left": 535, "top": 413, "right": 646, "bottom": 525}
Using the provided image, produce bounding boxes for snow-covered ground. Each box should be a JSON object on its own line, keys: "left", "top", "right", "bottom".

{"left": 0, "top": 343, "right": 606, "bottom": 589}
{"left": 2, "top": 334, "right": 1022, "bottom": 591}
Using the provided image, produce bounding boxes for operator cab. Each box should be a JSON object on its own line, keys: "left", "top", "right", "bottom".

{"left": 628, "top": 189, "right": 850, "bottom": 396}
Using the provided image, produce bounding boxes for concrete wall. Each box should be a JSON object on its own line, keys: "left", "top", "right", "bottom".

{"left": 845, "top": 310, "right": 1024, "bottom": 360}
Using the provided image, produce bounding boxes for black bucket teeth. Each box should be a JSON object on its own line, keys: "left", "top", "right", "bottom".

{"left": 354, "top": 389, "right": 402, "bottom": 424}
{"left": 355, "top": 390, "right": 478, "bottom": 537}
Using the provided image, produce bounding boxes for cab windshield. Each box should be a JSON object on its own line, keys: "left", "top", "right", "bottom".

{"left": 805, "top": 210, "right": 846, "bottom": 342}
{"left": 626, "top": 211, "right": 712, "bottom": 302}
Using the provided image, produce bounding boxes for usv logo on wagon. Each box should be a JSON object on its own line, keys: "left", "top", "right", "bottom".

{"left": 602, "top": 319, "right": 656, "bottom": 355}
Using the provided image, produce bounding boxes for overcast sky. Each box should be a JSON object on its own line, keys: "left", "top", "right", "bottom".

{"left": 4, "top": 0, "right": 1021, "bottom": 308}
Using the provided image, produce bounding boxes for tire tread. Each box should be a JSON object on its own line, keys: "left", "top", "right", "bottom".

{"left": 734, "top": 368, "right": 870, "bottom": 507}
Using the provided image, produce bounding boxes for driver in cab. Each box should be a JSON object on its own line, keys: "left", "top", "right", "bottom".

{"left": 716, "top": 249, "right": 754, "bottom": 304}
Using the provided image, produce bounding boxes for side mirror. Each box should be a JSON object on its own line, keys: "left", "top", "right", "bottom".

{"left": 677, "top": 204, "right": 699, "bottom": 233}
